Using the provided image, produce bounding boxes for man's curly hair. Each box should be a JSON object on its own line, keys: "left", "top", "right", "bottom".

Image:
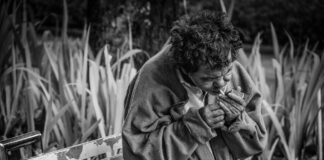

{"left": 170, "top": 11, "right": 242, "bottom": 73}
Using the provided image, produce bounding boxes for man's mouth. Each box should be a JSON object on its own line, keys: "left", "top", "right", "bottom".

{"left": 208, "top": 85, "right": 228, "bottom": 95}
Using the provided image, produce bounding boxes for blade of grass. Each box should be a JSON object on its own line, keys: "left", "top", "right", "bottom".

{"left": 272, "top": 59, "right": 284, "bottom": 109}
{"left": 268, "top": 137, "right": 280, "bottom": 160}
{"left": 5, "top": 85, "right": 11, "bottom": 120}
{"left": 104, "top": 46, "right": 117, "bottom": 135}
{"left": 318, "top": 90, "right": 323, "bottom": 160}
{"left": 183, "top": 0, "right": 188, "bottom": 15}
{"left": 51, "top": 99, "right": 70, "bottom": 146}
{"left": 114, "top": 64, "right": 130, "bottom": 134}
{"left": 288, "top": 102, "right": 297, "bottom": 156}
{"left": 4, "top": 85, "right": 11, "bottom": 133}
{"left": 58, "top": 0, "right": 68, "bottom": 109}
{"left": 27, "top": 82, "right": 36, "bottom": 132}
{"left": 111, "top": 49, "right": 148, "bottom": 70}
{"left": 44, "top": 44, "right": 59, "bottom": 80}
{"left": 11, "top": 43, "right": 16, "bottom": 96}
{"left": 285, "top": 31, "right": 294, "bottom": 60}
{"left": 219, "top": 0, "right": 226, "bottom": 13}
{"left": 127, "top": 14, "right": 133, "bottom": 50}
{"left": 46, "top": 101, "right": 72, "bottom": 136}
{"left": 262, "top": 100, "right": 292, "bottom": 160}
{"left": 297, "top": 40, "right": 309, "bottom": 71}
{"left": 81, "top": 27, "right": 91, "bottom": 133}
{"left": 63, "top": 83, "right": 80, "bottom": 118}
{"left": 95, "top": 46, "right": 104, "bottom": 64}
{"left": 38, "top": 75, "right": 63, "bottom": 147}
{"left": 237, "top": 49, "right": 249, "bottom": 67}
{"left": 247, "top": 33, "right": 271, "bottom": 100}
{"left": 4, "top": 71, "right": 23, "bottom": 136}
{"left": 80, "top": 119, "right": 101, "bottom": 143}
{"left": 279, "top": 44, "right": 287, "bottom": 65}
{"left": 42, "top": 95, "right": 53, "bottom": 150}
{"left": 89, "top": 60, "right": 106, "bottom": 137}
{"left": 270, "top": 23, "right": 280, "bottom": 61}
{"left": 7, "top": 67, "right": 48, "bottom": 82}
{"left": 295, "top": 50, "right": 324, "bottom": 157}
{"left": 43, "top": 94, "right": 72, "bottom": 149}
{"left": 227, "top": 0, "right": 236, "bottom": 21}
{"left": 69, "top": 50, "right": 74, "bottom": 83}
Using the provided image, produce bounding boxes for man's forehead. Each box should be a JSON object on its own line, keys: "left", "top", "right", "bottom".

{"left": 199, "top": 62, "right": 232, "bottom": 74}
{"left": 198, "top": 52, "right": 232, "bottom": 72}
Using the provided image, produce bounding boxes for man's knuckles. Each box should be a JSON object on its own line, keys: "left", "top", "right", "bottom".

{"left": 212, "top": 121, "right": 225, "bottom": 128}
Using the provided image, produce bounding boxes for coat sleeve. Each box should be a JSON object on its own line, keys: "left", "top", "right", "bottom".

{"left": 221, "top": 92, "right": 267, "bottom": 159}
{"left": 220, "top": 61, "right": 268, "bottom": 159}
{"left": 122, "top": 75, "right": 216, "bottom": 160}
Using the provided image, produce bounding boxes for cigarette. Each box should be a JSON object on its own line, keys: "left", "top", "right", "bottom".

{"left": 219, "top": 84, "right": 227, "bottom": 95}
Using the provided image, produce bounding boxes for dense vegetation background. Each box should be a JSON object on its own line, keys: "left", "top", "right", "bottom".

{"left": 0, "top": 0, "right": 323, "bottom": 159}
{"left": 25, "top": 0, "right": 324, "bottom": 54}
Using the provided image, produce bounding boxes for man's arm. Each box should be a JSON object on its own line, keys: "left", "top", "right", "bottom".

{"left": 221, "top": 93, "right": 268, "bottom": 159}
{"left": 122, "top": 84, "right": 216, "bottom": 160}
{"left": 220, "top": 61, "right": 268, "bottom": 159}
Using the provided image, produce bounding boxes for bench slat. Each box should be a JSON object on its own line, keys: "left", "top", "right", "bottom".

{"left": 28, "top": 135, "right": 122, "bottom": 160}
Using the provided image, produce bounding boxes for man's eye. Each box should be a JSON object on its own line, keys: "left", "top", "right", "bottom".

{"left": 201, "top": 77, "right": 213, "bottom": 81}
{"left": 201, "top": 77, "right": 221, "bottom": 81}
{"left": 225, "top": 72, "right": 232, "bottom": 77}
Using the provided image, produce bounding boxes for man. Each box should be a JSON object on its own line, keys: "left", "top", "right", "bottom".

{"left": 122, "top": 11, "right": 267, "bottom": 160}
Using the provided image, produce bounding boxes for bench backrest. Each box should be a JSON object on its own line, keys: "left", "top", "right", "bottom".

{"left": 0, "top": 131, "right": 122, "bottom": 160}
{"left": 28, "top": 134, "right": 123, "bottom": 160}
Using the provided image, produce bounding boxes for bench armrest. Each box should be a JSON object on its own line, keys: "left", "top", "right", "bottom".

{"left": 0, "top": 131, "right": 42, "bottom": 160}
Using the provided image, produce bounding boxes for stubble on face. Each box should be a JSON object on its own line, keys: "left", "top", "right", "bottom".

{"left": 188, "top": 53, "right": 233, "bottom": 95}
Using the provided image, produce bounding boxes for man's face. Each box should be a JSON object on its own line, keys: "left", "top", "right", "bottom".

{"left": 188, "top": 54, "right": 233, "bottom": 95}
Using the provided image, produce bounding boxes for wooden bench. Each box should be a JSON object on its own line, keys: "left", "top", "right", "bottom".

{"left": 0, "top": 131, "right": 123, "bottom": 160}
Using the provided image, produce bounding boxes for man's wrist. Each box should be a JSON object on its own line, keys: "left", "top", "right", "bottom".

{"left": 183, "top": 108, "right": 217, "bottom": 144}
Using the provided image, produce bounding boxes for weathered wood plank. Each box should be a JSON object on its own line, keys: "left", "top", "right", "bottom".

{"left": 28, "top": 134, "right": 122, "bottom": 160}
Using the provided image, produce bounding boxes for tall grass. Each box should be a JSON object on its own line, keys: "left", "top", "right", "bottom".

{"left": 239, "top": 24, "right": 324, "bottom": 160}
{"left": 317, "top": 90, "right": 323, "bottom": 160}
{"left": 1, "top": 1, "right": 322, "bottom": 160}
{"left": 0, "top": 1, "right": 142, "bottom": 159}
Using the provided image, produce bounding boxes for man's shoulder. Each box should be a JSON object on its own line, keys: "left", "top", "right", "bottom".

{"left": 138, "top": 44, "right": 176, "bottom": 82}
{"left": 129, "top": 44, "right": 187, "bottom": 100}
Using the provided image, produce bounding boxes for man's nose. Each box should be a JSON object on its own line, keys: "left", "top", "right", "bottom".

{"left": 213, "top": 78, "right": 227, "bottom": 89}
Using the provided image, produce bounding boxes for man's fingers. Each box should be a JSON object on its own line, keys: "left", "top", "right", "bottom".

{"left": 208, "top": 115, "right": 224, "bottom": 123}
{"left": 228, "top": 121, "right": 242, "bottom": 132}
{"left": 219, "top": 95, "right": 241, "bottom": 108}
{"left": 219, "top": 99, "right": 243, "bottom": 114}
{"left": 211, "top": 120, "right": 225, "bottom": 128}
{"left": 233, "top": 103, "right": 244, "bottom": 112}
{"left": 229, "top": 125, "right": 241, "bottom": 132}
{"left": 218, "top": 101, "right": 231, "bottom": 114}
{"left": 221, "top": 126, "right": 228, "bottom": 132}
{"left": 227, "top": 92, "right": 245, "bottom": 105}
{"left": 237, "top": 86, "right": 242, "bottom": 92}
{"left": 228, "top": 105, "right": 240, "bottom": 115}
{"left": 210, "top": 109, "right": 224, "bottom": 117}
{"left": 207, "top": 104, "right": 221, "bottom": 111}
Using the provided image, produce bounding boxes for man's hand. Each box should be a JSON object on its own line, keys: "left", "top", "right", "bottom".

{"left": 218, "top": 89, "right": 246, "bottom": 124}
{"left": 199, "top": 104, "right": 225, "bottom": 129}
{"left": 221, "top": 112, "right": 255, "bottom": 135}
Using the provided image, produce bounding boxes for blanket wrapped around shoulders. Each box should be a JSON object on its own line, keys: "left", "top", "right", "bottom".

{"left": 122, "top": 44, "right": 267, "bottom": 160}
